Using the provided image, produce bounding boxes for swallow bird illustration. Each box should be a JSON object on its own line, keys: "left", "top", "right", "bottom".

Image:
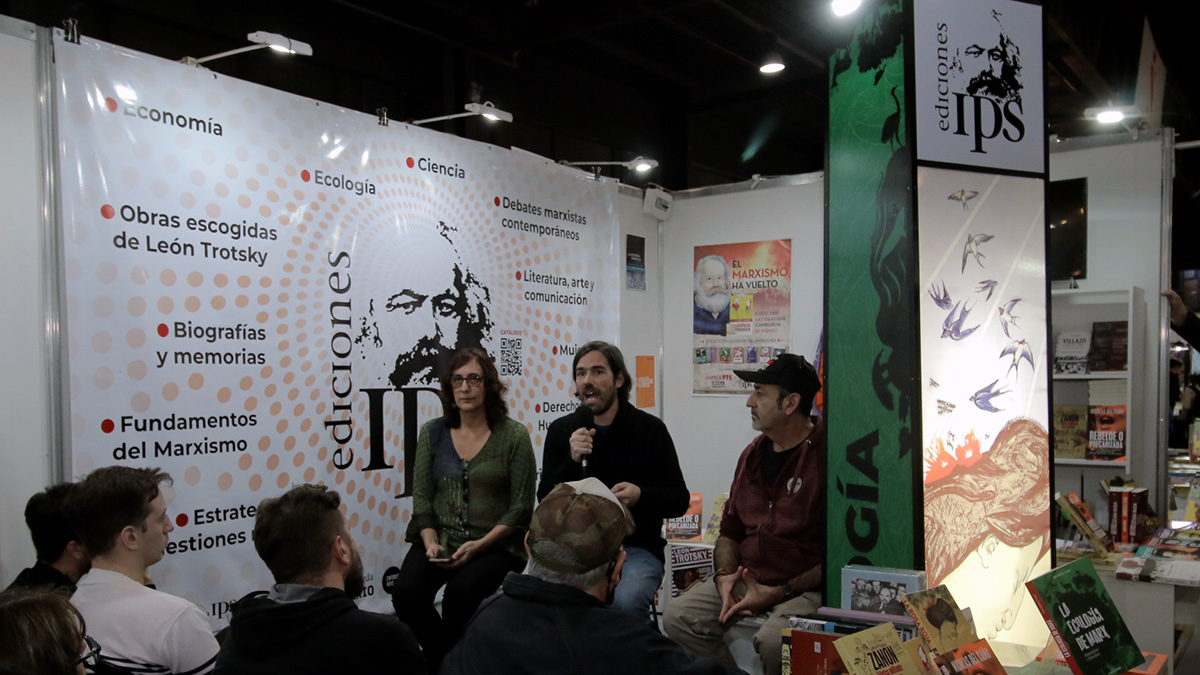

{"left": 929, "top": 281, "right": 952, "bottom": 309}
{"left": 948, "top": 189, "right": 979, "bottom": 210}
{"left": 998, "top": 298, "right": 1021, "bottom": 337}
{"left": 1001, "top": 339, "right": 1035, "bottom": 379}
{"left": 970, "top": 380, "right": 1008, "bottom": 412}
{"left": 961, "top": 233, "right": 994, "bottom": 272}
{"left": 941, "top": 301, "right": 979, "bottom": 340}
{"left": 976, "top": 279, "right": 998, "bottom": 300}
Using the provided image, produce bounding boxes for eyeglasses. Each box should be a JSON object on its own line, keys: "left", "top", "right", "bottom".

{"left": 79, "top": 635, "right": 101, "bottom": 666}
{"left": 451, "top": 374, "right": 484, "bottom": 388}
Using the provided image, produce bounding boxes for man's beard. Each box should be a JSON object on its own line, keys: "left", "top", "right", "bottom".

{"left": 579, "top": 384, "right": 617, "bottom": 417}
{"left": 344, "top": 548, "right": 365, "bottom": 599}
{"left": 389, "top": 335, "right": 452, "bottom": 389}
{"left": 967, "top": 70, "right": 1019, "bottom": 102}
{"left": 695, "top": 290, "right": 730, "bottom": 315}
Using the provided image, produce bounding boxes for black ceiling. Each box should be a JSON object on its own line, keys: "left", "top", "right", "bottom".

{"left": 4, "top": 0, "right": 1199, "bottom": 198}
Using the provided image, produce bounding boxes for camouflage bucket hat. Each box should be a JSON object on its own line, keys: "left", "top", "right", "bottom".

{"left": 528, "top": 477, "right": 635, "bottom": 574}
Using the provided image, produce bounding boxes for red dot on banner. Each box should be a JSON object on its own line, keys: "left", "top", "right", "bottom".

{"left": 515, "top": 272, "right": 522, "bottom": 281}
{"left": 104, "top": 98, "right": 117, "bottom": 113}
{"left": 553, "top": 346, "right": 558, "bottom": 355}
{"left": 535, "top": 404, "right": 541, "bottom": 413}
{"left": 175, "top": 513, "right": 188, "bottom": 527}
{"left": 494, "top": 196, "right": 500, "bottom": 207}
{"left": 101, "top": 419, "right": 114, "bottom": 433}
{"left": 301, "top": 170, "right": 311, "bottom": 182}
{"left": 406, "top": 157, "right": 415, "bottom": 169}
{"left": 100, "top": 204, "right": 115, "bottom": 219}
{"left": 157, "top": 323, "right": 169, "bottom": 337}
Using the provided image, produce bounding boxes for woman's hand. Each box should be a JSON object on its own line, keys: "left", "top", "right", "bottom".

{"left": 442, "top": 539, "right": 485, "bottom": 569}
{"left": 425, "top": 542, "right": 446, "bottom": 559}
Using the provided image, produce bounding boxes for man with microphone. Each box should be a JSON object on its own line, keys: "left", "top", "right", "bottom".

{"left": 538, "top": 341, "right": 690, "bottom": 617}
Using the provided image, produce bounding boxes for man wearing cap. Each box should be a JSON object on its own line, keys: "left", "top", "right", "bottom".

{"left": 441, "top": 478, "right": 743, "bottom": 675}
{"left": 664, "top": 354, "right": 825, "bottom": 675}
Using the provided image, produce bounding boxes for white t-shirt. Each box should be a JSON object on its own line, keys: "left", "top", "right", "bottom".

{"left": 71, "top": 568, "right": 218, "bottom": 675}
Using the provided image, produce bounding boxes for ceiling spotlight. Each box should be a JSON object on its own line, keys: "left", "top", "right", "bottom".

{"left": 412, "top": 101, "right": 514, "bottom": 125}
{"left": 559, "top": 156, "right": 659, "bottom": 174}
{"left": 760, "top": 51, "right": 785, "bottom": 74}
{"left": 831, "top": 0, "right": 863, "bottom": 16}
{"left": 1084, "top": 105, "right": 1140, "bottom": 125}
{"left": 182, "top": 31, "right": 312, "bottom": 67}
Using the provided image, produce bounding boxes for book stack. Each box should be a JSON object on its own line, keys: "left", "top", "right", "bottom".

{"left": 1054, "top": 331, "right": 1092, "bottom": 375}
{"left": 1087, "top": 404, "right": 1127, "bottom": 461}
{"left": 1056, "top": 492, "right": 1114, "bottom": 553}
{"left": 666, "top": 493, "right": 703, "bottom": 540}
{"left": 1088, "top": 320, "right": 1129, "bottom": 372}
{"left": 1053, "top": 404, "right": 1089, "bottom": 459}
{"left": 1107, "top": 486, "right": 1149, "bottom": 544}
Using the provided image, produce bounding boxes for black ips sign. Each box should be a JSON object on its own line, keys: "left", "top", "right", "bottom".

{"left": 914, "top": 0, "right": 1044, "bottom": 174}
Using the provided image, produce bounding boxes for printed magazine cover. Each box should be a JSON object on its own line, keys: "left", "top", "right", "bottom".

{"left": 842, "top": 566, "right": 928, "bottom": 617}
{"left": 666, "top": 493, "right": 703, "bottom": 540}
{"left": 932, "top": 638, "right": 1005, "bottom": 675}
{"left": 668, "top": 542, "right": 714, "bottom": 597}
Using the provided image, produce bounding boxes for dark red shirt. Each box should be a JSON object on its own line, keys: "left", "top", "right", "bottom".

{"left": 719, "top": 418, "right": 825, "bottom": 587}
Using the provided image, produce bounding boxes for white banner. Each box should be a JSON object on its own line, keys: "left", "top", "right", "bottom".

{"left": 913, "top": 0, "right": 1044, "bottom": 174}
{"left": 55, "top": 32, "right": 620, "bottom": 618}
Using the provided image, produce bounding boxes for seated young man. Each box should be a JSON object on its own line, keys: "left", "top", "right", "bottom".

{"left": 215, "top": 484, "right": 426, "bottom": 675}
{"left": 66, "top": 466, "right": 218, "bottom": 675}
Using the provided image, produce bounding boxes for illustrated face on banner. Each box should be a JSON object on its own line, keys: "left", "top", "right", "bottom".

{"left": 694, "top": 255, "right": 731, "bottom": 315}
{"left": 356, "top": 224, "right": 493, "bottom": 388}
{"left": 950, "top": 12, "right": 1023, "bottom": 104}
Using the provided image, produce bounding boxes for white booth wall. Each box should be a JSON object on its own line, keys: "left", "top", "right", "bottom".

{"left": 659, "top": 176, "right": 826, "bottom": 520}
{"left": 0, "top": 18, "right": 53, "bottom": 587}
{"left": 1049, "top": 131, "right": 1172, "bottom": 520}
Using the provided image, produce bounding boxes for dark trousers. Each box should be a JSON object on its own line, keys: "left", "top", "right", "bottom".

{"left": 391, "top": 544, "right": 524, "bottom": 670}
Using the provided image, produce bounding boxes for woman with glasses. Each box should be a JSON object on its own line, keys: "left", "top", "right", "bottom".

{"left": 390, "top": 347, "right": 536, "bottom": 670}
{"left": 0, "top": 588, "right": 99, "bottom": 675}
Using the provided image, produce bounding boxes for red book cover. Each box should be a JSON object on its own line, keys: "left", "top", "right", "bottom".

{"left": 1121, "top": 490, "right": 1130, "bottom": 544}
{"left": 789, "top": 629, "right": 847, "bottom": 675}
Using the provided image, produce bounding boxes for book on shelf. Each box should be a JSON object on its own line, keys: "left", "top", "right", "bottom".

{"left": 899, "top": 585, "right": 976, "bottom": 657}
{"left": 833, "top": 622, "right": 923, "bottom": 675}
{"left": 701, "top": 492, "right": 728, "bottom": 543}
{"left": 1054, "top": 331, "right": 1092, "bottom": 375}
{"left": 1115, "top": 555, "right": 1200, "bottom": 586}
{"left": 666, "top": 493, "right": 702, "bottom": 540}
{"left": 667, "top": 541, "right": 713, "bottom": 597}
{"left": 1107, "top": 486, "right": 1149, "bottom": 544}
{"left": 841, "top": 565, "right": 928, "bottom": 617}
{"left": 931, "top": 638, "right": 1005, "bottom": 675}
{"left": 1086, "top": 405, "right": 1127, "bottom": 461}
{"left": 1054, "top": 404, "right": 1089, "bottom": 459}
{"left": 1088, "top": 320, "right": 1128, "bottom": 372}
{"left": 1025, "top": 557, "right": 1143, "bottom": 675}
{"left": 1056, "top": 493, "right": 1114, "bottom": 553}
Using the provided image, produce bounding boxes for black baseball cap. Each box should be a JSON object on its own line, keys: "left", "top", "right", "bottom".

{"left": 734, "top": 353, "right": 821, "bottom": 398}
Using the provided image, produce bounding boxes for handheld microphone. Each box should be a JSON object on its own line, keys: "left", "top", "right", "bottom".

{"left": 576, "top": 403, "right": 594, "bottom": 476}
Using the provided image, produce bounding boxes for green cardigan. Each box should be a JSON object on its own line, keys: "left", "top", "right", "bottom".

{"left": 405, "top": 417, "right": 536, "bottom": 560}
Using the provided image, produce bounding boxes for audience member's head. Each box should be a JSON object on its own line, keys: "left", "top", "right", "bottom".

{"left": 64, "top": 467, "right": 173, "bottom": 566}
{"left": 252, "top": 484, "right": 364, "bottom": 596}
{"left": 0, "top": 587, "right": 94, "bottom": 675}
{"left": 525, "top": 478, "right": 634, "bottom": 596}
{"left": 24, "top": 484, "right": 89, "bottom": 581}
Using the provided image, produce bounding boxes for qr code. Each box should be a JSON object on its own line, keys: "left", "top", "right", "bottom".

{"left": 500, "top": 337, "right": 523, "bottom": 376}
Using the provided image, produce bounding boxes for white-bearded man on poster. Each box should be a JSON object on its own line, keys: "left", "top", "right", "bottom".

{"left": 693, "top": 254, "right": 732, "bottom": 336}
{"left": 355, "top": 222, "right": 493, "bottom": 389}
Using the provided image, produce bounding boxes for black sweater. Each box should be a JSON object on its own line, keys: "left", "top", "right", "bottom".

{"left": 214, "top": 587, "right": 426, "bottom": 675}
{"left": 538, "top": 402, "right": 690, "bottom": 560}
